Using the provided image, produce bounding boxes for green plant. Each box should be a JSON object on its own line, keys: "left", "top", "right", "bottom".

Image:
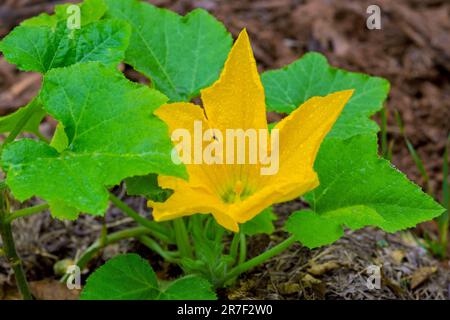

{"left": 0, "top": 0, "right": 444, "bottom": 300}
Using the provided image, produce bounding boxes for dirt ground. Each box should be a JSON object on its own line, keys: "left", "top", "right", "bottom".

{"left": 0, "top": 0, "right": 449, "bottom": 299}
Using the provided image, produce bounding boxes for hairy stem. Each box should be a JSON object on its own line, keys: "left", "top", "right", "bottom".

{"left": 239, "top": 232, "right": 247, "bottom": 265}
{"left": 219, "top": 235, "right": 296, "bottom": 287}
{"left": 7, "top": 203, "right": 50, "bottom": 223}
{"left": 229, "top": 232, "right": 240, "bottom": 263}
{"left": 0, "top": 191, "right": 32, "bottom": 300}
{"left": 173, "top": 218, "right": 193, "bottom": 259}
{"left": 138, "top": 235, "right": 179, "bottom": 263}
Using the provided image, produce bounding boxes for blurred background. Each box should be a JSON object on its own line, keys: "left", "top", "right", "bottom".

{"left": 0, "top": 0, "right": 449, "bottom": 299}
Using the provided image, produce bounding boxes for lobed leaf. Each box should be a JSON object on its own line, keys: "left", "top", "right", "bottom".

{"left": 105, "top": 0, "right": 232, "bottom": 102}
{"left": 286, "top": 135, "right": 445, "bottom": 248}
{"left": 261, "top": 53, "right": 390, "bottom": 139}
{"left": 0, "top": 19, "right": 130, "bottom": 73}
{"left": 1, "top": 62, "right": 186, "bottom": 218}
{"left": 81, "top": 254, "right": 160, "bottom": 300}
{"left": 81, "top": 254, "right": 216, "bottom": 300}
{"left": 0, "top": 0, "right": 129, "bottom": 137}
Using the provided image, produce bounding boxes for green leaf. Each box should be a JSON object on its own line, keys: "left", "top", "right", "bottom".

{"left": 54, "top": 0, "right": 107, "bottom": 26}
{"left": 105, "top": 0, "right": 232, "bottom": 102}
{"left": 0, "top": 19, "right": 130, "bottom": 73}
{"left": 286, "top": 135, "right": 445, "bottom": 248}
{"left": 159, "top": 275, "right": 217, "bottom": 300}
{"left": 261, "top": 53, "right": 390, "bottom": 139}
{"left": 241, "top": 207, "right": 276, "bottom": 236}
{"left": 1, "top": 62, "right": 186, "bottom": 218}
{"left": 81, "top": 254, "right": 159, "bottom": 300}
{"left": 81, "top": 254, "right": 217, "bottom": 300}
{"left": 48, "top": 200, "right": 79, "bottom": 220}
{"left": 23, "top": 0, "right": 107, "bottom": 28}
{"left": 21, "top": 13, "right": 59, "bottom": 28}
{"left": 125, "top": 174, "right": 173, "bottom": 202}
{"left": 0, "top": 102, "right": 46, "bottom": 135}
{"left": 286, "top": 208, "right": 384, "bottom": 248}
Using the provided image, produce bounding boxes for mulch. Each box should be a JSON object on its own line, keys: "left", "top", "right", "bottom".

{"left": 0, "top": 0, "right": 449, "bottom": 299}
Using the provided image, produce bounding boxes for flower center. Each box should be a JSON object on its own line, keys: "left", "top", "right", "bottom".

{"left": 221, "top": 180, "right": 252, "bottom": 203}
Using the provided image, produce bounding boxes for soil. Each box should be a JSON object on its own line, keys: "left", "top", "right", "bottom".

{"left": 0, "top": 0, "right": 449, "bottom": 300}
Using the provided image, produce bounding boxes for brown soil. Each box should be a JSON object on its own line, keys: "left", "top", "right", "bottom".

{"left": 0, "top": 0, "right": 449, "bottom": 300}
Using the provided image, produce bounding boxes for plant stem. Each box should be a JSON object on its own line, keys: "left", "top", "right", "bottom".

{"left": 7, "top": 203, "right": 50, "bottom": 223}
{"left": 219, "top": 235, "right": 296, "bottom": 287}
{"left": 239, "top": 232, "right": 246, "bottom": 265}
{"left": 109, "top": 193, "right": 173, "bottom": 243}
{"left": 61, "top": 226, "right": 153, "bottom": 283}
{"left": 3, "top": 98, "right": 40, "bottom": 146}
{"left": 229, "top": 232, "right": 240, "bottom": 263}
{"left": 0, "top": 191, "right": 32, "bottom": 299}
{"left": 173, "top": 218, "right": 193, "bottom": 259}
{"left": 138, "top": 235, "right": 179, "bottom": 263}
{"left": 99, "top": 217, "right": 108, "bottom": 248}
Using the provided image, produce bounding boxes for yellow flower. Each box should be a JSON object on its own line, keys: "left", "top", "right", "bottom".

{"left": 149, "top": 29, "right": 353, "bottom": 232}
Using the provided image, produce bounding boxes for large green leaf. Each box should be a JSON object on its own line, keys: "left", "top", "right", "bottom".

{"left": 1, "top": 62, "right": 186, "bottom": 218}
{"left": 81, "top": 254, "right": 160, "bottom": 300}
{"left": 81, "top": 254, "right": 216, "bottom": 300}
{"left": 261, "top": 53, "right": 390, "bottom": 139}
{"left": 159, "top": 275, "right": 216, "bottom": 300}
{"left": 286, "top": 135, "right": 445, "bottom": 248}
{"left": 105, "top": 0, "right": 232, "bottom": 102}
{"left": 0, "top": 0, "right": 128, "bottom": 139}
{"left": 0, "top": 18, "right": 130, "bottom": 73}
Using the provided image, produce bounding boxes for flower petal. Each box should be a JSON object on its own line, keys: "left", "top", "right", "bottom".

{"left": 154, "top": 102, "right": 231, "bottom": 196}
{"left": 150, "top": 175, "right": 238, "bottom": 232}
{"left": 201, "top": 29, "right": 267, "bottom": 132}
{"left": 269, "top": 90, "right": 354, "bottom": 183}
{"left": 230, "top": 172, "right": 319, "bottom": 224}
